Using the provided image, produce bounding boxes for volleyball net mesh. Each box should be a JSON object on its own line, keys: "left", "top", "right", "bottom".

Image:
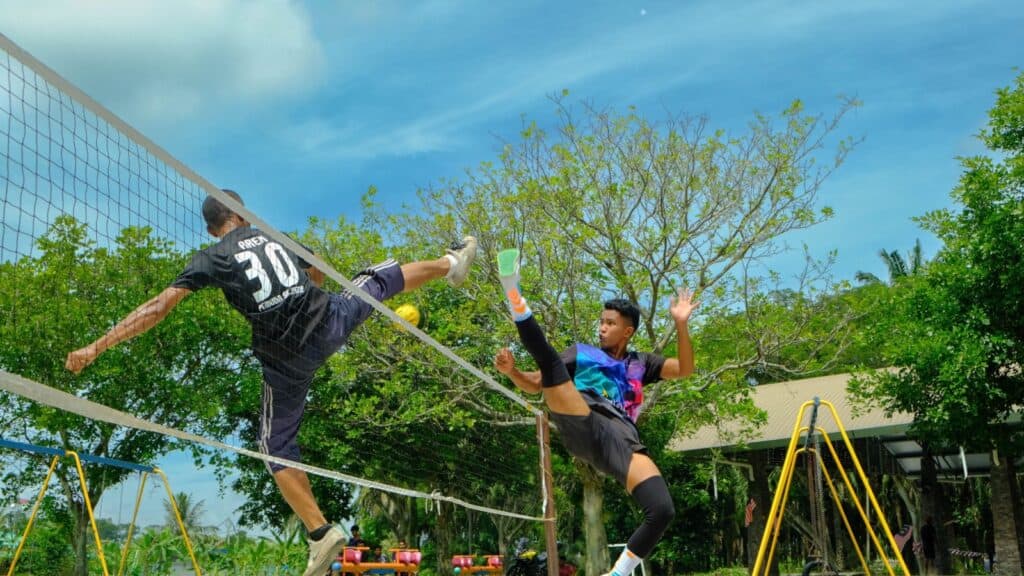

{"left": 0, "top": 32, "right": 546, "bottom": 535}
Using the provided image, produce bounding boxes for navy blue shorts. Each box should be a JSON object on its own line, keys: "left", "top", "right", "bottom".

{"left": 258, "top": 259, "right": 404, "bottom": 472}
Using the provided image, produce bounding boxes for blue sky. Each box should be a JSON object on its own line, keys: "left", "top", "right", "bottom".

{"left": 2, "top": 0, "right": 1022, "bottom": 532}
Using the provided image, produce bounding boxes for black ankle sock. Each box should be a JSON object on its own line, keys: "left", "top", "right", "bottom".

{"left": 309, "top": 523, "right": 332, "bottom": 541}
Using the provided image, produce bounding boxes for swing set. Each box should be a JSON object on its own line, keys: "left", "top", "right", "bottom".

{"left": 0, "top": 438, "right": 202, "bottom": 576}
{"left": 751, "top": 398, "right": 913, "bottom": 576}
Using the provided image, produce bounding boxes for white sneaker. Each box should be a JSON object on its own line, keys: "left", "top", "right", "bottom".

{"left": 303, "top": 525, "right": 345, "bottom": 576}
{"left": 446, "top": 235, "right": 478, "bottom": 287}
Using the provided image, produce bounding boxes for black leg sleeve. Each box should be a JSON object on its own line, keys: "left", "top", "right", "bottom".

{"left": 515, "top": 316, "right": 571, "bottom": 387}
{"left": 626, "top": 475, "right": 675, "bottom": 558}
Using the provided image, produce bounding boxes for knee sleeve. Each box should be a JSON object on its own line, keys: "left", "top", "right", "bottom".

{"left": 515, "top": 316, "right": 571, "bottom": 387}
{"left": 626, "top": 475, "right": 675, "bottom": 558}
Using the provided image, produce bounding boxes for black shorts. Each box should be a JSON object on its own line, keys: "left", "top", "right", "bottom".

{"left": 258, "top": 259, "right": 404, "bottom": 472}
{"left": 550, "top": 409, "right": 646, "bottom": 486}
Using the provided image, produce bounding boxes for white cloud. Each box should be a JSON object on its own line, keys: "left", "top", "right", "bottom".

{"left": 289, "top": 0, "right": 1000, "bottom": 161}
{"left": 287, "top": 0, "right": 896, "bottom": 160}
{"left": 0, "top": 0, "right": 325, "bottom": 126}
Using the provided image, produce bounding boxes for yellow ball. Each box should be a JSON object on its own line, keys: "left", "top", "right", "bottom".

{"left": 394, "top": 304, "right": 421, "bottom": 328}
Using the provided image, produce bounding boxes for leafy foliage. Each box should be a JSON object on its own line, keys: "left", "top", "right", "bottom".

{"left": 850, "top": 72, "right": 1024, "bottom": 453}
{"left": 0, "top": 217, "right": 255, "bottom": 574}
{"left": 238, "top": 97, "right": 865, "bottom": 572}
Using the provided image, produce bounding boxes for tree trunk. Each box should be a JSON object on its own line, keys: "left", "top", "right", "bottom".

{"left": 919, "top": 446, "right": 951, "bottom": 575}
{"left": 489, "top": 511, "right": 526, "bottom": 561}
{"left": 989, "top": 449, "right": 1023, "bottom": 576}
{"left": 723, "top": 508, "right": 735, "bottom": 567}
{"left": 1013, "top": 459, "right": 1024, "bottom": 576}
{"left": 832, "top": 484, "right": 845, "bottom": 571}
{"left": 394, "top": 494, "right": 417, "bottom": 546}
{"left": 496, "top": 518, "right": 507, "bottom": 559}
{"left": 746, "top": 451, "right": 779, "bottom": 576}
{"left": 434, "top": 503, "right": 455, "bottom": 575}
{"left": 580, "top": 463, "right": 610, "bottom": 576}
{"left": 891, "top": 474, "right": 920, "bottom": 575}
{"left": 71, "top": 502, "right": 89, "bottom": 576}
{"left": 365, "top": 491, "right": 418, "bottom": 547}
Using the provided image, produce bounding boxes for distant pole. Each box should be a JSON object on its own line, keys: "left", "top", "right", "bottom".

{"left": 537, "top": 413, "right": 559, "bottom": 576}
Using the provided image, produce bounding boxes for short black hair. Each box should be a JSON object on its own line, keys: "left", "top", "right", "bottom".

{"left": 202, "top": 189, "right": 243, "bottom": 230}
{"left": 351, "top": 524, "right": 360, "bottom": 532}
{"left": 603, "top": 298, "right": 640, "bottom": 329}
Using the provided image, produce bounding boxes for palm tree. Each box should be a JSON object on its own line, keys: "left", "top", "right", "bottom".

{"left": 855, "top": 239, "right": 925, "bottom": 284}
{"left": 163, "top": 491, "right": 207, "bottom": 536}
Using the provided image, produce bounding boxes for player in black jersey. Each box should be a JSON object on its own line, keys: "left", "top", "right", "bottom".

{"left": 66, "top": 190, "right": 477, "bottom": 576}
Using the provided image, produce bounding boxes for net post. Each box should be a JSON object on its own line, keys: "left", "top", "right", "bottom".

{"left": 536, "top": 412, "right": 559, "bottom": 576}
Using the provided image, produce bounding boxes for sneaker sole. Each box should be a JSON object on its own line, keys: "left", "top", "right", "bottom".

{"left": 447, "top": 236, "right": 477, "bottom": 287}
{"left": 304, "top": 538, "right": 345, "bottom": 576}
{"left": 497, "top": 248, "right": 519, "bottom": 276}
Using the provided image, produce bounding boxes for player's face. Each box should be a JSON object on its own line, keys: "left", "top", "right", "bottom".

{"left": 598, "top": 309, "right": 635, "bottom": 350}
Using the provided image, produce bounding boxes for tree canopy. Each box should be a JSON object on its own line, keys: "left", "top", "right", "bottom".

{"left": 850, "top": 72, "right": 1024, "bottom": 453}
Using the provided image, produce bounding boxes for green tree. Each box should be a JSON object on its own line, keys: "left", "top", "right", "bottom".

{"left": 850, "top": 72, "right": 1024, "bottom": 575}
{"left": 0, "top": 217, "right": 256, "bottom": 576}
{"left": 163, "top": 491, "right": 207, "bottom": 536}
{"left": 355, "top": 96, "right": 860, "bottom": 574}
{"left": 854, "top": 239, "right": 925, "bottom": 284}
{"left": 225, "top": 216, "right": 543, "bottom": 570}
{"left": 219, "top": 97, "right": 862, "bottom": 574}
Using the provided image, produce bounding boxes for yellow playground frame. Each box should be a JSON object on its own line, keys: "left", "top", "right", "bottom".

{"left": 750, "top": 398, "right": 912, "bottom": 576}
{"left": 0, "top": 438, "right": 202, "bottom": 576}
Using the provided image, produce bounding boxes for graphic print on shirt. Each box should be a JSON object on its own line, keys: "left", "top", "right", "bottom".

{"left": 570, "top": 343, "right": 651, "bottom": 422}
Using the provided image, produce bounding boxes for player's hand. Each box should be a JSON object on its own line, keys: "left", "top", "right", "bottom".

{"left": 494, "top": 348, "right": 516, "bottom": 376}
{"left": 66, "top": 344, "right": 99, "bottom": 374}
{"left": 670, "top": 287, "right": 700, "bottom": 324}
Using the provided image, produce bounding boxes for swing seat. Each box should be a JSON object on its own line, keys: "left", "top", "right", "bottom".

{"left": 336, "top": 551, "right": 422, "bottom": 575}
{"left": 451, "top": 555, "right": 503, "bottom": 575}
{"left": 344, "top": 547, "right": 364, "bottom": 563}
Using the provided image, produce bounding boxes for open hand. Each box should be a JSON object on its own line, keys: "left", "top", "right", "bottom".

{"left": 670, "top": 287, "right": 700, "bottom": 323}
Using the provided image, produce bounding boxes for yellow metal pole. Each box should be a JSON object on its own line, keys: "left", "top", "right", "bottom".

{"left": 154, "top": 468, "right": 203, "bottom": 576}
{"left": 752, "top": 401, "right": 813, "bottom": 576}
{"left": 754, "top": 399, "right": 912, "bottom": 576}
{"left": 815, "top": 449, "right": 871, "bottom": 576}
{"left": 6, "top": 455, "right": 60, "bottom": 576}
{"left": 117, "top": 471, "right": 150, "bottom": 576}
{"left": 66, "top": 451, "right": 110, "bottom": 576}
{"left": 764, "top": 442, "right": 805, "bottom": 574}
{"left": 817, "top": 429, "right": 894, "bottom": 574}
{"left": 818, "top": 411, "right": 910, "bottom": 576}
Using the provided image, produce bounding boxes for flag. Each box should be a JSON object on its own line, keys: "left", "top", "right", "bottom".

{"left": 744, "top": 498, "right": 757, "bottom": 527}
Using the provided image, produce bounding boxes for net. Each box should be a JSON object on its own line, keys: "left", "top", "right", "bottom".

{"left": 0, "top": 30, "right": 546, "bottom": 542}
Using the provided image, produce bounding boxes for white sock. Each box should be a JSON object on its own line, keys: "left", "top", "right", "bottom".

{"left": 444, "top": 253, "right": 458, "bottom": 279}
{"left": 499, "top": 273, "right": 532, "bottom": 321}
{"left": 609, "top": 547, "right": 642, "bottom": 576}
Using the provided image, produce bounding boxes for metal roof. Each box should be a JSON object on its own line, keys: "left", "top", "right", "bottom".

{"left": 670, "top": 371, "right": 912, "bottom": 453}
{"left": 668, "top": 371, "right": 1020, "bottom": 478}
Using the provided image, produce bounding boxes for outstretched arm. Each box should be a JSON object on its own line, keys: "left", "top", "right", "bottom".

{"left": 65, "top": 286, "right": 191, "bottom": 374}
{"left": 494, "top": 348, "right": 543, "bottom": 394}
{"left": 660, "top": 287, "right": 699, "bottom": 380}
